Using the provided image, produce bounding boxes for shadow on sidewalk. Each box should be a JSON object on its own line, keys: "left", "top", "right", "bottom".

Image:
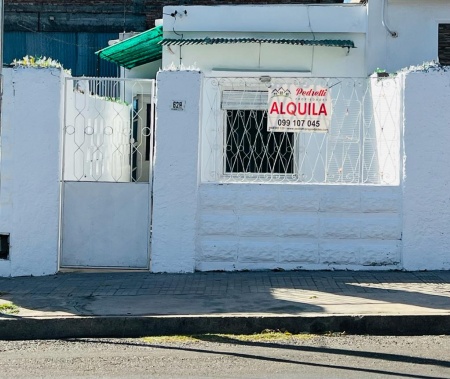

{"left": 327, "top": 273, "right": 450, "bottom": 311}
{"left": 0, "top": 271, "right": 449, "bottom": 317}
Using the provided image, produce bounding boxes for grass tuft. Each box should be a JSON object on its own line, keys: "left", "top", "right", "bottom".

{"left": 0, "top": 302, "right": 19, "bottom": 314}
{"left": 142, "top": 330, "right": 316, "bottom": 344}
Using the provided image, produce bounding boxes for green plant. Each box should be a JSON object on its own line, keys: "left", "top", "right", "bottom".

{"left": 11, "top": 55, "right": 71, "bottom": 75}
{"left": 0, "top": 302, "right": 19, "bottom": 314}
{"left": 142, "top": 331, "right": 315, "bottom": 344}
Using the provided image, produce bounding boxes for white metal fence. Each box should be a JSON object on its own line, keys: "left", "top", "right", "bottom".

{"left": 201, "top": 76, "right": 401, "bottom": 185}
{"left": 63, "top": 77, "right": 155, "bottom": 183}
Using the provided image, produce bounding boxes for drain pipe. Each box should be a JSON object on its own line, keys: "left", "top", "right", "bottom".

{"left": 382, "top": 0, "right": 398, "bottom": 38}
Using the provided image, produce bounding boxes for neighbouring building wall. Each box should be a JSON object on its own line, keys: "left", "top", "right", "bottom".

{"left": 4, "top": 1, "right": 147, "bottom": 33}
{"left": 0, "top": 68, "right": 62, "bottom": 277}
{"left": 4, "top": 32, "right": 119, "bottom": 77}
{"left": 4, "top": 0, "right": 344, "bottom": 33}
{"left": 402, "top": 69, "right": 450, "bottom": 270}
{"left": 162, "top": 5, "right": 367, "bottom": 77}
{"left": 367, "top": 0, "right": 450, "bottom": 74}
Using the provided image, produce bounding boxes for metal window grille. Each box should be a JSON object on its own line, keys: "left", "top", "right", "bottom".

{"left": 201, "top": 76, "right": 401, "bottom": 185}
{"left": 225, "top": 110, "right": 295, "bottom": 174}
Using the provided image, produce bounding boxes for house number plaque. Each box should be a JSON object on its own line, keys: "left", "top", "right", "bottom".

{"left": 171, "top": 100, "right": 185, "bottom": 111}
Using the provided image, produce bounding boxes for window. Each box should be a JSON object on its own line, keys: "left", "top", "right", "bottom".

{"left": 222, "top": 90, "right": 294, "bottom": 176}
{"left": 0, "top": 234, "right": 9, "bottom": 260}
{"left": 439, "top": 24, "right": 450, "bottom": 65}
{"left": 224, "top": 109, "right": 295, "bottom": 174}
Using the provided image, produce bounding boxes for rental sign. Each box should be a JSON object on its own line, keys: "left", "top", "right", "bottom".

{"left": 267, "top": 85, "right": 331, "bottom": 132}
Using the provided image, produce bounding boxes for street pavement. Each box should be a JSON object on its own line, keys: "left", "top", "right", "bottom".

{"left": 0, "top": 270, "right": 449, "bottom": 339}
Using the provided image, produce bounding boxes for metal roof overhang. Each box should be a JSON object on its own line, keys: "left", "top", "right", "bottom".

{"left": 160, "top": 37, "right": 355, "bottom": 49}
{"left": 96, "top": 25, "right": 163, "bottom": 69}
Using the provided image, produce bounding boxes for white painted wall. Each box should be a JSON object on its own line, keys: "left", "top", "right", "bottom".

{"left": 367, "top": 0, "right": 450, "bottom": 74}
{"left": 402, "top": 69, "right": 450, "bottom": 270}
{"left": 197, "top": 184, "right": 402, "bottom": 271}
{"left": 162, "top": 5, "right": 367, "bottom": 77}
{"left": 0, "top": 68, "right": 62, "bottom": 277}
{"left": 121, "top": 59, "right": 162, "bottom": 80}
{"left": 163, "top": 4, "right": 366, "bottom": 33}
{"left": 161, "top": 1, "right": 450, "bottom": 78}
{"left": 151, "top": 70, "right": 202, "bottom": 273}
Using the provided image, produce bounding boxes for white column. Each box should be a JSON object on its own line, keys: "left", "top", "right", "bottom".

{"left": 151, "top": 70, "right": 202, "bottom": 272}
{"left": 0, "top": 68, "right": 63, "bottom": 276}
{"left": 402, "top": 71, "right": 450, "bottom": 270}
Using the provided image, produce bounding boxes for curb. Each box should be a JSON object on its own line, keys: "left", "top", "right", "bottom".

{"left": 1, "top": 315, "right": 449, "bottom": 340}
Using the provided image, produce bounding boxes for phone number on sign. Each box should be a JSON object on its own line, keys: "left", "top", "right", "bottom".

{"left": 276, "top": 119, "right": 321, "bottom": 128}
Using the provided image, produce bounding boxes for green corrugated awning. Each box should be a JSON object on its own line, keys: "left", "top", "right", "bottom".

{"left": 160, "top": 37, "right": 355, "bottom": 49}
{"left": 96, "top": 25, "right": 163, "bottom": 69}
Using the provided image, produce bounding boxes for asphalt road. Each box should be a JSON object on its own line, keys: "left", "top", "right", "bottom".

{"left": 0, "top": 335, "right": 449, "bottom": 379}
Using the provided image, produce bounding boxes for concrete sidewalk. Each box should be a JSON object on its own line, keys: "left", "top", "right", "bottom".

{"left": 0, "top": 270, "right": 449, "bottom": 339}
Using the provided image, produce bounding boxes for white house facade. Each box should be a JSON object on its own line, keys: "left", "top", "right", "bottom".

{"left": 150, "top": 1, "right": 450, "bottom": 272}
{"left": 1, "top": 1, "right": 450, "bottom": 276}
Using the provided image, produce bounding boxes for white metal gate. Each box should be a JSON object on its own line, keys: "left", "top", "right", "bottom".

{"left": 60, "top": 77, "right": 155, "bottom": 269}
